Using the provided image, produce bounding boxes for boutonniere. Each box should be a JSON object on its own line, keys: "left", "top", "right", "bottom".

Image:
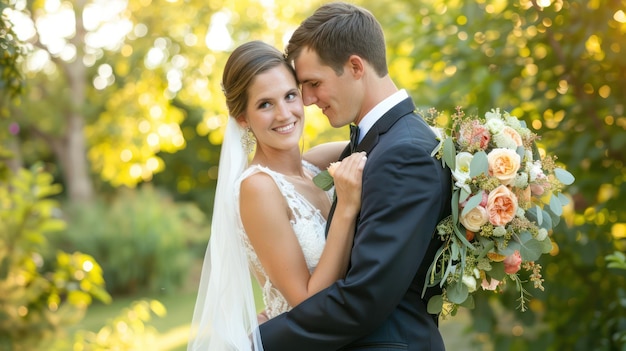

{"left": 313, "top": 162, "right": 341, "bottom": 191}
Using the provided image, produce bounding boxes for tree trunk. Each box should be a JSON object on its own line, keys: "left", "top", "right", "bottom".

{"left": 61, "top": 0, "right": 93, "bottom": 203}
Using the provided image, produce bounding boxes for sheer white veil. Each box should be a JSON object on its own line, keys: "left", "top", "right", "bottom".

{"left": 187, "top": 116, "right": 263, "bottom": 350}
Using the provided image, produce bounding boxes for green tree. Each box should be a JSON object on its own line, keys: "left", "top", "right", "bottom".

{"left": 6, "top": 0, "right": 334, "bottom": 207}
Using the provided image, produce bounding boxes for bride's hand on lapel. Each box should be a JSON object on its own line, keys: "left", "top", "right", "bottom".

{"left": 332, "top": 152, "right": 367, "bottom": 215}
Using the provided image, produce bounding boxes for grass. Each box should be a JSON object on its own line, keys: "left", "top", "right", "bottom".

{"left": 70, "top": 291, "right": 198, "bottom": 351}
{"left": 70, "top": 288, "right": 477, "bottom": 351}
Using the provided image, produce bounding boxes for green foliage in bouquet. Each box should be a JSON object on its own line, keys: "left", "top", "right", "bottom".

{"left": 423, "top": 107, "right": 575, "bottom": 318}
{"left": 0, "top": 165, "right": 110, "bottom": 350}
{"left": 54, "top": 186, "right": 207, "bottom": 295}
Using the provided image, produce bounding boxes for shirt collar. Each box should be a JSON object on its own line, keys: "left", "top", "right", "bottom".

{"left": 356, "top": 89, "right": 409, "bottom": 143}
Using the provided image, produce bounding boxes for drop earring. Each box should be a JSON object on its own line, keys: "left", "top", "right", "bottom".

{"left": 241, "top": 127, "right": 256, "bottom": 154}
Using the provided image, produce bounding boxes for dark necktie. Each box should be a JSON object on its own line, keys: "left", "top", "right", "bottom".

{"left": 349, "top": 124, "right": 359, "bottom": 153}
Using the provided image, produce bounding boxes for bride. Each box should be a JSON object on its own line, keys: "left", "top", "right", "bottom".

{"left": 187, "top": 40, "right": 367, "bottom": 350}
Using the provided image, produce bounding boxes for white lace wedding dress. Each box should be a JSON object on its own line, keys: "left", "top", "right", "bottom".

{"left": 235, "top": 161, "right": 331, "bottom": 318}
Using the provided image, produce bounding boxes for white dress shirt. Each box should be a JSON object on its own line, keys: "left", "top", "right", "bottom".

{"left": 355, "top": 89, "right": 409, "bottom": 143}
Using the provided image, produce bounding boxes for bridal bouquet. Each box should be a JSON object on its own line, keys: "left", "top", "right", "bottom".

{"left": 424, "top": 107, "right": 574, "bottom": 317}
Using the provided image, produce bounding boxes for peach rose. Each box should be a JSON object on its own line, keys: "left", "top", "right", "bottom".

{"left": 486, "top": 185, "right": 518, "bottom": 226}
{"left": 501, "top": 126, "right": 523, "bottom": 147}
{"left": 504, "top": 250, "right": 522, "bottom": 274}
{"left": 487, "top": 148, "right": 521, "bottom": 185}
{"left": 481, "top": 277, "right": 500, "bottom": 291}
{"left": 514, "top": 185, "right": 531, "bottom": 209}
{"left": 327, "top": 162, "right": 340, "bottom": 177}
{"left": 460, "top": 205, "right": 489, "bottom": 232}
{"left": 459, "top": 120, "right": 491, "bottom": 150}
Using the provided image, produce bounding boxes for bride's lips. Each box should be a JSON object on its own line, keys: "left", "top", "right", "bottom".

{"left": 273, "top": 122, "right": 296, "bottom": 133}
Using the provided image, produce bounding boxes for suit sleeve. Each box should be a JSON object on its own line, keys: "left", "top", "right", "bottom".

{"left": 258, "top": 132, "right": 448, "bottom": 350}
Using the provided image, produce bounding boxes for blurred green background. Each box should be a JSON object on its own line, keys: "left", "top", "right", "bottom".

{"left": 1, "top": 0, "right": 625, "bottom": 350}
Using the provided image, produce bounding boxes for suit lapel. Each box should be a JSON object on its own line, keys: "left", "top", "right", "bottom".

{"left": 325, "top": 97, "right": 417, "bottom": 236}
{"left": 355, "top": 97, "right": 416, "bottom": 154}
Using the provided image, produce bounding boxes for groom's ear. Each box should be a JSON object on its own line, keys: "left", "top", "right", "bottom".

{"left": 347, "top": 55, "right": 365, "bottom": 79}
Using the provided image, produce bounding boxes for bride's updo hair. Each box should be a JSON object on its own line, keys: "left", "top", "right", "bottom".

{"left": 222, "top": 41, "right": 296, "bottom": 119}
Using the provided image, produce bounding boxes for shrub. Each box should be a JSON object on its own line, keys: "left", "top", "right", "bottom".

{"left": 0, "top": 165, "right": 110, "bottom": 350}
{"left": 55, "top": 185, "right": 208, "bottom": 295}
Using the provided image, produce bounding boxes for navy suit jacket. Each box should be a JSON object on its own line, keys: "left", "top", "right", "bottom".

{"left": 259, "top": 97, "right": 452, "bottom": 350}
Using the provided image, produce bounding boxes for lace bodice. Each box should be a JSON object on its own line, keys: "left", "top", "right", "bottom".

{"left": 235, "top": 161, "right": 332, "bottom": 319}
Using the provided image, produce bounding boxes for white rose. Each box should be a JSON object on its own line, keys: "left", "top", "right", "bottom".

{"left": 536, "top": 228, "right": 548, "bottom": 241}
{"left": 486, "top": 118, "right": 505, "bottom": 134}
{"left": 504, "top": 114, "right": 522, "bottom": 129}
{"left": 493, "top": 226, "right": 507, "bottom": 237}
{"left": 513, "top": 172, "right": 529, "bottom": 188}
{"left": 528, "top": 160, "right": 543, "bottom": 182}
{"left": 485, "top": 108, "right": 502, "bottom": 120}
{"left": 462, "top": 274, "right": 477, "bottom": 292}
{"left": 453, "top": 152, "right": 473, "bottom": 179}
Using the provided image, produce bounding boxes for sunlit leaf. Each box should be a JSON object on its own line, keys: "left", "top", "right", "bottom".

{"left": 554, "top": 168, "right": 575, "bottom": 185}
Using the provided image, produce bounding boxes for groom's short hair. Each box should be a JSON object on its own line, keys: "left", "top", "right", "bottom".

{"left": 286, "top": 2, "right": 388, "bottom": 77}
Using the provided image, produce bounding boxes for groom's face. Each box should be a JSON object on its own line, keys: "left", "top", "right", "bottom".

{"left": 294, "top": 47, "right": 361, "bottom": 128}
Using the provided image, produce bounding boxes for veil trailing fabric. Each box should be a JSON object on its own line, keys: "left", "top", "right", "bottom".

{"left": 188, "top": 117, "right": 263, "bottom": 351}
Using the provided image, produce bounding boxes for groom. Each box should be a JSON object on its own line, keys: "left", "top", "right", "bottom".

{"left": 258, "top": 2, "right": 452, "bottom": 350}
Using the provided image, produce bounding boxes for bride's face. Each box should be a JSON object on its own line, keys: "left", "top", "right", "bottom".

{"left": 242, "top": 65, "right": 305, "bottom": 152}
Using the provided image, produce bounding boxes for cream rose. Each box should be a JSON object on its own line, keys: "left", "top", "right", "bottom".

{"left": 486, "top": 185, "right": 518, "bottom": 226}
{"left": 487, "top": 148, "right": 521, "bottom": 185}
{"left": 460, "top": 205, "right": 489, "bottom": 232}
{"left": 501, "top": 126, "right": 523, "bottom": 147}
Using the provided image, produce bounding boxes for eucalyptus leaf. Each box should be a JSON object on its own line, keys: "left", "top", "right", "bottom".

{"left": 488, "top": 262, "right": 506, "bottom": 280}
{"left": 558, "top": 192, "right": 570, "bottom": 206}
{"left": 549, "top": 195, "right": 563, "bottom": 216}
{"left": 469, "top": 151, "right": 489, "bottom": 177}
{"left": 453, "top": 223, "right": 476, "bottom": 250}
{"left": 441, "top": 261, "right": 456, "bottom": 288}
{"left": 443, "top": 137, "right": 456, "bottom": 170}
{"left": 447, "top": 282, "right": 469, "bottom": 304}
{"left": 459, "top": 294, "right": 475, "bottom": 309}
{"left": 427, "top": 295, "right": 444, "bottom": 314}
{"left": 451, "top": 190, "right": 459, "bottom": 224}
{"left": 477, "top": 237, "right": 495, "bottom": 259}
{"left": 541, "top": 238, "right": 553, "bottom": 254}
{"left": 451, "top": 240, "right": 460, "bottom": 260}
{"left": 541, "top": 208, "right": 554, "bottom": 230}
{"left": 554, "top": 168, "right": 575, "bottom": 185}
{"left": 519, "top": 239, "right": 543, "bottom": 261}
{"left": 516, "top": 146, "right": 525, "bottom": 161}
{"left": 459, "top": 187, "right": 470, "bottom": 203}
{"left": 500, "top": 241, "right": 519, "bottom": 256}
{"left": 519, "top": 231, "right": 533, "bottom": 244}
{"left": 535, "top": 205, "right": 543, "bottom": 226}
{"left": 461, "top": 192, "right": 484, "bottom": 217}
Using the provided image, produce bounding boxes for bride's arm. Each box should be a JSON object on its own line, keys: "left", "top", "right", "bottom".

{"left": 303, "top": 141, "right": 348, "bottom": 170}
{"left": 240, "top": 153, "right": 366, "bottom": 308}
